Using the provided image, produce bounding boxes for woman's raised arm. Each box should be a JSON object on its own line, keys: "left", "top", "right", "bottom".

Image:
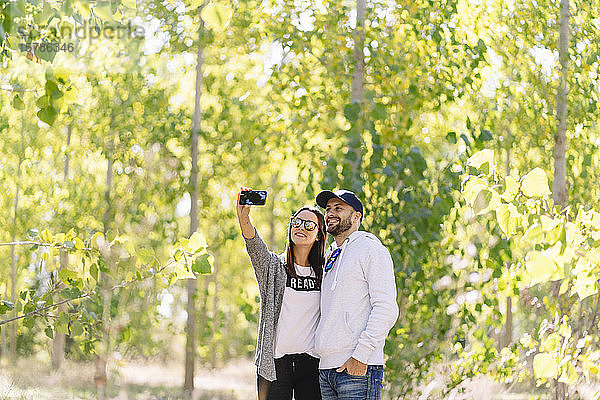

{"left": 236, "top": 187, "right": 256, "bottom": 239}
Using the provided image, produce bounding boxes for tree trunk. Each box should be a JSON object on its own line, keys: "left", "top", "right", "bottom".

{"left": 96, "top": 140, "right": 114, "bottom": 400}
{"left": 210, "top": 249, "right": 219, "bottom": 369}
{"left": 502, "top": 296, "right": 512, "bottom": 348}
{"left": 351, "top": 0, "right": 365, "bottom": 105}
{"left": 0, "top": 306, "right": 5, "bottom": 362}
{"left": 553, "top": 1, "right": 569, "bottom": 399}
{"left": 9, "top": 183, "right": 19, "bottom": 362}
{"left": 10, "top": 117, "right": 25, "bottom": 361}
{"left": 52, "top": 251, "right": 67, "bottom": 369}
{"left": 553, "top": 0, "right": 569, "bottom": 208}
{"left": 267, "top": 174, "right": 278, "bottom": 250}
{"left": 184, "top": 14, "right": 205, "bottom": 399}
{"left": 503, "top": 139, "right": 512, "bottom": 349}
{"left": 53, "top": 124, "right": 72, "bottom": 370}
{"left": 343, "top": 0, "right": 366, "bottom": 193}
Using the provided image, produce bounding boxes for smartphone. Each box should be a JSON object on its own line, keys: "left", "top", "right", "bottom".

{"left": 239, "top": 190, "right": 267, "bottom": 206}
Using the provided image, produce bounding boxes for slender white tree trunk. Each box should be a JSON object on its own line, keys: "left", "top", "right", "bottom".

{"left": 351, "top": 0, "right": 365, "bottom": 104}
{"left": 344, "top": 0, "right": 367, "bottom": 192}
{"left": 210, "top": 249, "right": 219, "bottom": 369}
{"left": 553, "top": 0, "right": 569, "bottom": 208}
{"left": 96, "top": 139, "right": 114, "bottom": 400}
{"left": 53, "top": 124, "right": 72, "bottom": 369}
{"left": 554, "top": 2, "right": 569, "bottom": 399}
{"left": 10, "top": 116, "right": 25, "bottom": 361}
{"left": 9, "top": 182, "right": 19, "bottom": 361}
{"left": 184, "top": 14, "right": 205, "bottom": 399}
{"left": 503, "top": 140, "right": 512, "bottom": 348}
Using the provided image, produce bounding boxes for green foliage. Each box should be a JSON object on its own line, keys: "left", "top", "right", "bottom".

{"left": 1, "top": 0, "right": 600, "bottom": 397}
{"left": 445, "top": 149, "right": 600, "bottom": 392}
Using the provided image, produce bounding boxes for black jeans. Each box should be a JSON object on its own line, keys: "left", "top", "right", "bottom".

{"left": 257, "top": 353, "right": 321, "bottom": 400}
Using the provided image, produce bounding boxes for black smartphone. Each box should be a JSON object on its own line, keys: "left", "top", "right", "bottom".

{"left": 239, "top": 190, "right": 267, "bottom": 206}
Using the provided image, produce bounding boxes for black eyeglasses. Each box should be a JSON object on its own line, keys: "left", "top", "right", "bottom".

{"left": 324, "top": 248, "right": 341, "bottom": 272}
{"left": 290, "top": 217, "right": 318, "bottom": 231}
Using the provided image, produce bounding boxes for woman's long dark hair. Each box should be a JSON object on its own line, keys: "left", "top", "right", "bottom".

{"left": 285, "top": 206, "right": 326, "bottom": 284}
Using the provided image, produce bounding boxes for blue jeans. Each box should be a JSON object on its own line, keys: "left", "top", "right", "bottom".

{"left": 319, "top": 365, "right": 384, "bottom": 400}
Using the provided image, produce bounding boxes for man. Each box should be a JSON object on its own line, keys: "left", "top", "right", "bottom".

{"left": 314, "top": 189, "right": 399, "bottom": 399}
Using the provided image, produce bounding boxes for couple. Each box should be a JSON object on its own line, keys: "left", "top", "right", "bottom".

{"left": 236, "top": 188, "right": 399, "bottom": 400}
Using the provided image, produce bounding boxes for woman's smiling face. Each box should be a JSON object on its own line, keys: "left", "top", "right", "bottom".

{"left": 290, "top": 210, "right": 320, "bottom": 247}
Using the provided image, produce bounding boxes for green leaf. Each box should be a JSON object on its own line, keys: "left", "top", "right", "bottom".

{"left": 121, "top": 326, "right": 131, "bottom": 341}
{"left": 0, "top": 300, "right": 15, "bottom": 314}
{"left": 91, "top": 232, "right": 105, "bottom": 249}
{"left": 371, "top": 103, "right": 387, "bottom": 121}
{"left": 501, "top": 176, "right": 519, "bottom": 201}
{"left": 559, "top": 280, "right": 569, "bottom": 295}
{"left": 478, "top": 129, "right": 493, "bottom": 142}
{"left": 90, "top": 263, "right": 99, "bottom": 281}
{"left": 121, "top": 0, "right": 135, "bottom": 8}
{"left": 138, "top": 248, "right": 155, "bottom": 264}
{"left": 94, "top": 2, "right": 113, "bottom": 21}
{"left": 45, "top": 325, "right": 54, "bottom": 339}
{"left": 192, "top": 253, "right": 212, "bottom": 274}
{"left": 343, "top": 102, "right": 361, "bottom": 124}
{"left": 462, "top": 177, "right": 487, "bottom": 206}
{"left": 496, "top": 204, "right": 521, "bottom": 238}
{"left": 546, "top": 222, "right": 564, "bottom": 245}
{"left": 59, "top": 268, "right": 78, "bottom": 283}
{"left": 540, "top": 332, "right": 560, "bottom": 352}
{"left": 466, "top": 149, "right": 495, "bottom": 172}
{"left": 189, "top": 232, "right": 207, "bottom": 253}
{"left": 525, "top": 251, "right": 559, "bottom": 286}
{"left": 23, "top": 317, "right": 34, "bottom": 328}
{"left": 200, "top": 3, "right": 233, "bottom": 30}
{"left": 473, "top": 189, "right": 500, "bottom": 215}
{"left": 521, "top": 168, "right": 551, "bottom": 197}
{"left": 533, "top": 353, "right": 558, "bottom": 378}
{"left": 74, "top": 237, "right": 84, "bottom": 250}
{"left": 61, "top": 287, "right": 82, "bottom": 299}
{"left": 446, "top": 131, "right": 457, "bottom": 144}
{"left": 35, "top": 41, "right": 58, "bottom": 63}
{"left": 524, "top": 224, "right": 544, "bottom": 244}
{"left": 558, "top": 362, "right": 578, "bottom": 384}
{"left": 12, "top": 94, "right": 25, "bottom": 110}
{"left": 40, "top": 229, "right": 54, "bottom": 243}
{"left": 70, "top": 320, "right": 83, "bottom": 336}
{"left": 73, "top": 0, "right": 90, "bottom": 19}
{"left": 33, "top": 2, "right": 56, "bottom": 25}
{"left": 37, "top": 106, "right": 58, "bottom": 125}
{"left": 572, "top": 259, "right": 596, "bottom": 300}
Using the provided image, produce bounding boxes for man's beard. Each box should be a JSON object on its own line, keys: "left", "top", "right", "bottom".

{"left": 327, "top": 213, "right": 353, "bottom": 236}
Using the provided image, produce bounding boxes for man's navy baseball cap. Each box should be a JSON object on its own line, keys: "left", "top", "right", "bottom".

{"left": 316, "top": 189, "right": 364, "bottom": 217}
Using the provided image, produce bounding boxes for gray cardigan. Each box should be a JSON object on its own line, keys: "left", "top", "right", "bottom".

{"left": 244, "top": 232, "right": 287, "bottom": 381}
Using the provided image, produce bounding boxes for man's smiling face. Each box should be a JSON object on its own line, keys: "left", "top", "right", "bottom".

{"left": 325, "top": 198, "right": 355, "bottom": 236}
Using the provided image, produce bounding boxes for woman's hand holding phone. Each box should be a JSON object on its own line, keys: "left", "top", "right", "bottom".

{"left": 236, "top": 187, "right": 255, "bottom": 239}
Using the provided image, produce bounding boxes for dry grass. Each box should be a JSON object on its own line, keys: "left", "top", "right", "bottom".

{"left": 0, "top": 357, "right": 256, "bottom": 400}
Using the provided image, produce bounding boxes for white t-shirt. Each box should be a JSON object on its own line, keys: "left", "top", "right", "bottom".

{"left": 274, "top": 264, "right": 321, "bottom": 358}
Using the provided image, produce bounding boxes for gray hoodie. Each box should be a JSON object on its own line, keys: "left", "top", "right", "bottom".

{"left": 244, "top": 232, "right": 286, "bottom": 381}
{"left": 315, "top": 230, "right": 399, "bottom": 369}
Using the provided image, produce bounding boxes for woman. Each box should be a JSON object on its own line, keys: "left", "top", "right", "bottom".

{"left": 236, "top": 187, "right": 326, "bottom": 400}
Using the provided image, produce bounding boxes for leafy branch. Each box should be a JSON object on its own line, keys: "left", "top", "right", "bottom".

{"left": 0, "top": 241, "right": 93, "bottom": 251}
{"left": 0, "top": 258, "right": 177, "bottom": 327}
{"left": 0, "top": 231, "right": 212, "bottom": 327}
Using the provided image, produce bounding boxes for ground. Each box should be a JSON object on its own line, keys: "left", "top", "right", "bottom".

{"left": 2, "top": 358, "right": 600, "bottom": 400}
{"left": 0, "top": 357, "right": 256, "bottom": 400}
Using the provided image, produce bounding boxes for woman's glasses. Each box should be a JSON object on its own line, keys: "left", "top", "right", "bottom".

{"left": 290, "top": 217, "right": 318, "bottom": 231}
{"left": 324, "top": 248, "right": 341, "bottom": 272}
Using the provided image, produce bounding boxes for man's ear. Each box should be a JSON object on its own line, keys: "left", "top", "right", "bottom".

{"left": 354, "top": 212, "right": 362, "bottom": 224}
